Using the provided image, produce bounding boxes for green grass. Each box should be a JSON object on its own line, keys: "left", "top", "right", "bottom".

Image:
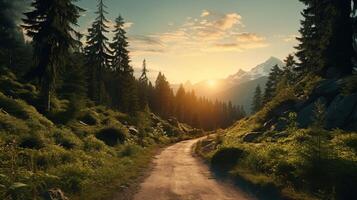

{"left": 0, "top": 70, "right": 203, "bottom": 199}
{"left": 195, "top": 75, "right": 357, "bottom": 200}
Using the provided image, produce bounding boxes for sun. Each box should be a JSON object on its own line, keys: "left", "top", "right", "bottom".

{"left": 207, "top": 80, "right": 217, "bottom": 87}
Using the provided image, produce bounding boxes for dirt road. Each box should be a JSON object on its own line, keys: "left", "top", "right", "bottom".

{"left": 133, "top": 137, "right": 253, "bottom": 200}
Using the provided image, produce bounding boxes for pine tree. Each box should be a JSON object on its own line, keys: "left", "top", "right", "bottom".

{"left": 154, "top": 72, "right": 172, "bottom": 118}
{"left": 0, "top": 0, "right": 28, "bottom": 68}
{"left": 323, "top": 0, "right": 354, "bottom": 77}
{"left": 109, "top": 15, "right": 137, "bottom": 113}
{"left": 84, "top": 0, "right": 111, "bottom": 104}
{"left": 22, "top": 0, "right": 84, "bottom": 112}
{"left": 283, "top": 54, "right": 297, "bottom": 85}
{"left": 175, "top": 85, "right": 186, "bottom": 121}
{"left": 263, "top": 65, "right": 283, "bottom": 104}
{"left": 139, "top": 59, "right": 149, "bottom": 84}
{"left": 252, "top": 85, "right": 262, "bottom": 114}
{"left": 295, "top": 1, "right": 320, "bottom": 74}
{"left": 138, "top": 59, "right": 149, "bottom": 109}
{"left": 296, "top": 0, "right": 354, "bottom": 78}
{"left": 110, "top": 15, "right": 130, "bottom": 72}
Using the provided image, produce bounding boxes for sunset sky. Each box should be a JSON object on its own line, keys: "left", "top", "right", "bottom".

{"left": 77, "top": 0, "right": 304, "bottom": 84}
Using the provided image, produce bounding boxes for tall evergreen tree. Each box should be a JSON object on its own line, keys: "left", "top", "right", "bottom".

{"left": 252, "top": 85, "right": 262, "bottom": 114}
{"left": 139, "top": 59, "right": 149, "bottom": 84}
{"left": 109, "top": 15, "right": 137, "bottom": 113}
{"left": 0, "top": 0, "right": 29, "bottom": 69}
{"left": 263, "top": 65, "right": 283, "bottom": 104}
{"left": 175, "top": 85, "right": 186, "bottom": 121}
{"left": 296, "top": 0, "right": 355, "bottom": 78}
{"left": 84, "top": 0, "right": 111, "bottom": 104}
{"left": 283, "top": 54, "right": 297, "bottom": 85}
{"left": 22, "top": 0, "right": 83, "bottom": 112}
{"left": 110, "top": 15, "right": 130, "bottom": 72}
{"left": 154, "top": 72, "right": 172, "bottom": 118}
{"left": 138, "top": 59, "right": 149, "bottom": 109}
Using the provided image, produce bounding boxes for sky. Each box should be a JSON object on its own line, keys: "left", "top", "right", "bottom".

{"left": 77, "top": 0, "right": 305, "bottom": 84}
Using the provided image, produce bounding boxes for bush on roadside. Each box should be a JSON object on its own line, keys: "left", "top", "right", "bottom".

{"left": 95, "top": 127, "right": 128, "bottom": 147}
{"left": 79, "top": 111, "right": 99, "bottom": 126}
{"left": 83, "top": 135, "right": 106, "bottom": 152}
{"left": 211, "top": 147, "right": 245, "bottom": 170}
{"left": 53, "top": 129, "right": 82, "bottom": 149}
{"left": 19, "top": 133, "right": 46, "bottom": 150}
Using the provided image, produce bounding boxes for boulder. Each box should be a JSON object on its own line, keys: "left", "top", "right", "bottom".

{"left": 242, "top": 132, "right": 262, "bottom": 142}
{"left": 167, "top": 117, "right": 180, "bottom": 127}
{"left": 272, "top": 131, "right": 289, "bottom": 139}
{"left": 297, "top": 97, "right": 327, "bottom": 128}
{"left": 326, "top": 93, "right": 357, "bottom": 129}
{"left": 348, "top": 106, "right": 357, "bottom": 130}
{"left": 269, "top": 100, "right": 296, "bottom": 118}
{"left": 313, "top": 79, "right": 341, "bottom": 97}
{"left": 128, "top": 126, "right": 139, "bottom": 135}
{"left": 43, "top": 188, "right": 68, "bottom": 200}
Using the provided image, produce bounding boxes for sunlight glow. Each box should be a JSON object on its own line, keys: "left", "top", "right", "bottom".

{"left": 207, "top": 80, "right": 217, "bottom": 88}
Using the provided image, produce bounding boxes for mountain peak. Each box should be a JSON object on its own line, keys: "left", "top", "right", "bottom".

{"left": 238, "top": 69, "right": 247, "bottom": 73}
{"left": 267, "top": 56, "right": 281, "bottom": 62}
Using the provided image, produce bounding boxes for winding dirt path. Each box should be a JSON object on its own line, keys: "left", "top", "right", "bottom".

{"left": 133, "top": 137, "right": 253, "bottom": 200}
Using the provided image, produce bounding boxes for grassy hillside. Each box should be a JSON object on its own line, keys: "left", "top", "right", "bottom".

{"left": 0, "top": 69, "right": 203, "bottom": 200}
{"left": 195, "top": 75, "right": 357, "bottom": 200}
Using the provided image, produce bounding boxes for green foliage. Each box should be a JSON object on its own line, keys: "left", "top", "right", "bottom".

{"left": 296, "top": 0, "right": 354, "bottom": 78}
{"left": 19, "top": 133, "right": 45, "bottom": 150}
{"left": 251, "top": 85, "right": 263, "bottom": 114}
{"left": 85, "top": 0, "right": 111, "bottom": 105}
{"left": 0, "top": 71, "right": 38, "bottom": 105}
{"left": 343, "top": 75, "right": 357, "bottom": 95}
{"left": 78, "top": 111, "right": 99, "bottom": 126}
{"left": 22, "top": 0, "right": 84, "bottom": 112}
{"left": 118, "top": 144, "right": 143, "bottom": 157}
{"left": 263, "top": 65, "right": 283, "bottom": 104}
{"left": 211, "top": 147, "right": 245, "bottom": 170}
{"left": 95, "top": 127, "right": 128, "bottom": 147}
{"left": 83, "top": 135, "right": 106, "bottom": 152}
{"left": 53, "top": 129, "right": 82, "bottom": 150}
{"left": 56, "top": 164, "right": 92, "bottom": 194}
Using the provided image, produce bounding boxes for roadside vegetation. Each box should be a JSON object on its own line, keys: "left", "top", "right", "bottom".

{"left": 196, "top": 1, "right": 357, "bottom": 199}
{"left": 0, "top": 69, "right": 205, "bottom": 199}
{"left": 196, "top": 73, "right": 357, "bottom": 200}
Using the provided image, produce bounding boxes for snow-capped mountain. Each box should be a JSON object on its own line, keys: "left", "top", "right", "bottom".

{"left": 172, "top": 57, "right": 285, "bottom": 105}
{"left": 172, "top": 57, "right": 285, "bottom": 112}
{"left": 226, "top": 56, "right": 285, "bottom": 84}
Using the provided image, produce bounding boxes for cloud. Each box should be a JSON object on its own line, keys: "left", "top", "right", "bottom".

{"left": 276, "top": 34, "right": 299, "bottom": 42}
{"left": 201, "top": 10, "right": 210, "bottom": 17}
{"left": 129, "top": 35, "right": 164, "bottom": 46}
{"left": 123, "top": 22, "right": 134, "bottom": 29}
{"left": 128, "top": 10, "right": 268, "bottom": 56}
{"left": 235, "top": 33, "right": 265, "bottom": 42}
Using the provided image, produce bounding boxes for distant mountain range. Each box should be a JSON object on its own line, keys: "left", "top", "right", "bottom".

{"left": 172, "top": 57, "right": 285, "bottom": 114}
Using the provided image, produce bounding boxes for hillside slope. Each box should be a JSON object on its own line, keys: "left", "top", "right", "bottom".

{"left": 0, "top": 69, "right": 203, "bottom": 200}
{"left": 195, "top": 75, "right": 357, "bottom": 200}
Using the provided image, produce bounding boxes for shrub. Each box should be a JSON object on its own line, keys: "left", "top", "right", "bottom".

{"left": 118, "top": 144, "right": 143, "bottom": 157}
{"left": 79, "top": 112, "right": 98, "bottom": 126}
{"left": 32, "top": 146, "right": 74, "bottom": 169}
{"left": 211, "top": 147, "right": 245, "bottom": 170}
{"left": 344, "top": 136, "right": 357, "bottom": 152}
{"left": 56, "top": 164, "right": 92, "bottom": 194}
{"left": 0, "top": 92, "right": 29, "bottom": 119}
{"left": 19, "top": 134, "right": 45, "bottom": 150}
{"left": 343, "top": 75, "right": 357, "bottom": 95}
{"left": 53, "top": 130, "right": 82, "bottom": 149}
{"left": 83, "top": 135, "right": 106, "bottom": 152}
{"left": 95, "top": 127, "right": 127, "bottom": 147}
